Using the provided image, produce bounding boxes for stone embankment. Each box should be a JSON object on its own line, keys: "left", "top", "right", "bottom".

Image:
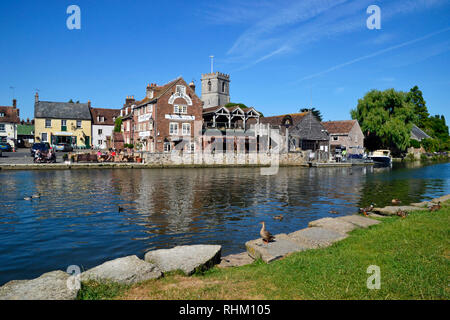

{"left": 0, "top": 194, "right": 447, "bottom": 300}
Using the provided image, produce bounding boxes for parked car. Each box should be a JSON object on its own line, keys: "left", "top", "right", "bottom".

{"left": 55, "top": 143, "right": 73, "bottom": 152}
{"left": 30, "top": 142, "right": 51, "bottom": 157}
{"left": 0, "top": 143, "right": 12, "bottom": 152}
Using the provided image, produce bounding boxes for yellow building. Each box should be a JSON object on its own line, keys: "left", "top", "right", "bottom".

{"left": 34, "top": 93, "right": 92, "bottom": 148}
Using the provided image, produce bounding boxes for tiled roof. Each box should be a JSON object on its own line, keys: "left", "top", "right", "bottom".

{"left": 0, "top": 106, "right": 20, "bottom": 124}
{"left": 257, "top": 112, "right": 308, "bottom": 127}
{"left": 322, "top": 120, "right": 357, "bottom": 134}
{"left": 135, "top": 78, "right": 181, "bottom": 106}
{"left": 35, "top": 101, "right": 91, "bottom": 120}
{"left": 90, "top": 107, "right": 120, "bottom": 125}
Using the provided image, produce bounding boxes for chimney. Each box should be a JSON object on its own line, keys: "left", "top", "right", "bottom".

{"left": 35, "top": 92, "right": 39, "bottom": 103}
{"left": 88, "top": 99, "right": 91, "bottom": 108}
{"left": 12, "top": 99, "right": 17, "bottom": 108}
{"left": 146, "top": 83, "right": 154, "bottom": 99}
{"left": 189, "top": 81, "right": 196, "bottom": 92}
{"left": 125, "top": 95, "right": 135, "bottom": 106}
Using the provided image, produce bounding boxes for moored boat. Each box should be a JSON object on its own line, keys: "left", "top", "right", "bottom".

{"left": 369, "top": 149, "right": 392, "bottom": 166}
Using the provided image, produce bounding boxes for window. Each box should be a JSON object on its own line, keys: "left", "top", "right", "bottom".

{"left": 45, "top": 119, "right": 52, "bottom": 128}
{"left": 98, "top": 129, "right": 103, "bottom": 135}
{"left": 190, "top": 142, "right": 195, "bottom": 153}
{"left": 76, "top": 120, "right": 82, "bottom": 128}
{"left": 333, "top": 136, "right": 338, "bottom": 141}
{"left": 208, "top": 80, "right": 212, "bottom": 92}
{"left": 182, "top": 123, "right": 191, "bottom": 135}
{"left": 176, "top": 85, "right": 186, "bottom": 95}
{"left": 222, "top": 82, "right": 225, "bottom": 92}
{"left": 61, "top": 119, "right": 67, "bottom": 131}
{"left": 42, "top": 133, "right": 48, "bottom": 142}
{"left": 98, "top": 140, "right": 103, "bottom": 145}
{"left": 0, "top": 124, "right": 5, "bottom": 132}
{"left": 164, "top": 142, "right": 171, "bottom": 152}
{"left": 174, "top": 105, "right": 187, "bottom": 114}
{"left": 0, "top": 112, "right": 4, "bottom": 117}
{"left": 169, "top": 122, "right": 178, "bottom": 135}
{"left": 148, "top": 121, "right": 153, "bottom": 130}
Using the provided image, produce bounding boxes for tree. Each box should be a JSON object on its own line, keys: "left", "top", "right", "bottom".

{"left": 351, "top": 89, "right": 417, "bottom": 152}
{"left": 406, "top": 86, "right": 429, "bottom": 129}
{"left": 114, "top": 116, "right": 122, "bottom": 133}
{"left": 300, "top": 108, "right": 323, "bottom": 121}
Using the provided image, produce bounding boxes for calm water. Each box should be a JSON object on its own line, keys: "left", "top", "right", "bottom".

{"left": 0, "top": 162, "right": 449, "bottom": 285}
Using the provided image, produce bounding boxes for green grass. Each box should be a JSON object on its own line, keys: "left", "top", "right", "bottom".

{"left": 79, "top": 201, "right": 450, "bottom": 300}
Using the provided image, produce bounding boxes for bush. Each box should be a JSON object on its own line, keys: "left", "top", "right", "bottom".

{"left": 420, "top": 153, "right": 428, "bottom": 161}
{"left": 409, "top": 139, "right": 420, "bottom": 148}
{"left": 406, "top": 153, "right": 415, "bottom": 161}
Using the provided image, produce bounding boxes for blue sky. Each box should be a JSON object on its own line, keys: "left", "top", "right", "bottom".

{"left": 0, "top": 0, "right": 449, "bottom": 121}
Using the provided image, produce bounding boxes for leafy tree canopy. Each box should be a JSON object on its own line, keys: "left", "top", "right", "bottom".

{"left": 114, "top": 116, "right": 122, "bottom": 133}
{"left": 351, "top": 88, "right": 417, "bottom": 151}
{"left": 225, "top": 102, "right": 249, "bottom": 109}
{"left": 406, "top": 85, "right": 429, "bottom": 129}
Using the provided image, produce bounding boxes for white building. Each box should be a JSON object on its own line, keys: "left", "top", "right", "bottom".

{"left": 90, "top": 107, "right": 120, "bottom": 149}
{"left": 0, "top": 99, "right": 20, "bottom": 148}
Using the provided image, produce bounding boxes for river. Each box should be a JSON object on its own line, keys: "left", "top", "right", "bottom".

{"left": 0, "top": 161, "right": 449, "bottom": 285}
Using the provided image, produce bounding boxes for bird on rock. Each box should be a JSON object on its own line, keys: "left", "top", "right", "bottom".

{"left": 429, "top": 202, "right": 441, "bottom": 212}
{"left": 359, "top": 204, "right": 375, "bottom": 216}
{"left": 259, "top": 222, "right": 275, "bottom": 244}
{"left": 396, "top": 210, "right": 408, "bottom": 219}
{"left": 391, "top": 199, "right": 402, "bottom": 205}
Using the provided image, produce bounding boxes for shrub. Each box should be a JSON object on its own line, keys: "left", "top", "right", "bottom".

{"left": 409, "top": 139, "right": 420, "bottom": 148}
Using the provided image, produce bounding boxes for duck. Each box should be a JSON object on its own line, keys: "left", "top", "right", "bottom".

{"left": 118, "top": 206, "right": 124, "bottom": 212}
{"left": 273, "top": 214, "right": 284, "bottom": 221}
{"left": 396, "top": 210, "right": 408, "bottom": 219}
{"left": 429, "top": 201, "right": 441, "bottom": 212}
{"left": 329, "top": 210, "right": 339, "bottom": 214}
{"left": 23, "top": 196, "right": 32, "bottom": 201}
{"left": 391, "top": 199, "right": 402, "bottom": 205}
{"left": 32, "top": 193, "right": 41, "bottom": 199}
{"left": 359, "top": 204, "right": 375, "bottom": 216}
{"left": 259, "top": 222, "right": 275, "bottom": 244}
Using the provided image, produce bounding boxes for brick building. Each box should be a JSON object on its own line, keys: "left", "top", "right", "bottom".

{"left": 322, "top": 120, "right": 364, "bottom": 155}
{"left": 120, "top": 77, "right": 203, "bottom": 152}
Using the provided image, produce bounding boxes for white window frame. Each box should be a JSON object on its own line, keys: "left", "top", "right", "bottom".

{"left": 42, "top": 132, "right": 48, "bottom": 142}
{"left": 164, "top": 142, "right": 171, "bottom": 152}
{"left": 98, "top": 129, "right": 103, "bottom": 135}
{"left": 76, "top": 120, "right": 82, "bottom": 128}
{"left": 169, "top": 122, "right": 179, "bottom": 135}
{"left": 0, "top": 124, "right": 5, "bottom": 132}
{"left": 333, "top": 136, "right": 338, "bottom": 141}
{"left": 174, "top": 105, "right": 187, "bottom": 114}
{"left": 182, "top": 123, "right": 191, "bottom": 136}
{"left": 0, "top": 112, "right": 4, "bottom": 117}
{"left": 45, "top": 119, "right": 52, "bottom": 128}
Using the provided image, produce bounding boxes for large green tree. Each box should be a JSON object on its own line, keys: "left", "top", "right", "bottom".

{"left": 351, "top": 89, "right": 417, "bottom": 152}
{"left": 406, "top": 86, "right": 429, "bottom": 129}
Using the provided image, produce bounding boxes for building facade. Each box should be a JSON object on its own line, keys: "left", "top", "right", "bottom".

{"left": 0, "top": 99, "right": 20, "bottom": 148}
{"left": 120, "top": 77, "right": 204, "bottom": 152}
{"left": 200, "top": 72, "right": 230, "bottom": 109}
{"left": 34, "top": 93, "right": 92, "bottom": 148}
{"left": 90, "top": 107, "right": 120, "bottom": 149}
{"left": 322, "top": 120, "right": 364, "bottom": 155}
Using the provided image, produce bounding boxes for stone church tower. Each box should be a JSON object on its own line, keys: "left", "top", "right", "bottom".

{"left": 200, "top": 72, "right": 230, "bottom": 109}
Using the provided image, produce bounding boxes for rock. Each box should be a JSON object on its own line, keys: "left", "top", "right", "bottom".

{"left": 0, "top": 270, "right": 78, "bottom": 300}
{"left": 246, "top": 234, "right": 309, "bottom": 263}
{"left": 144, "top": 245, "right": 221, "bottom": 275}
{"left": 372, "top": 206, "right": 427, "bottom": 216}
{"left": 368, "top": 213, "right": 387, "bottom": 218}
{"left": 288, "top": 227, "right": 347, "bottom": 249}
{"left": 431, "top": 194, "right": 450, "bottom": 204}
{"left": 337, "top": 215, "right": 381, "bottom": 228}
{"left": 308, "top": 217, "right": 358, "bottom": 234}
{"left": 80, "top": 255, "right": 162, "bottom": 285}
{"left": 218, "top": 252, "right": 254, "bottom": 268}
{"left": 410, "top": 201, "right": 431, "bottom": 208}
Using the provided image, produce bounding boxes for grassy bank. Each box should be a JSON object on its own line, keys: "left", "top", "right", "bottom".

{"left": 79, "top": 201, "right": 450, "bottom": 300}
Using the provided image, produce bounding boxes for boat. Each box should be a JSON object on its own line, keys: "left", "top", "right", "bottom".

{"left": 369, "top": 149, "right": 392, "bottom": 166}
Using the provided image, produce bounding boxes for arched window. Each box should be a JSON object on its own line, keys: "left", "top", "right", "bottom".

{"left": 208, "top": 80, "right": 212, "bottom": 92}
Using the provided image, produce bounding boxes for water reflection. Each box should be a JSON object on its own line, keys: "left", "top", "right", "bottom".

{"left": 0, "top": 162, "right": 448, "bottom": 285}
